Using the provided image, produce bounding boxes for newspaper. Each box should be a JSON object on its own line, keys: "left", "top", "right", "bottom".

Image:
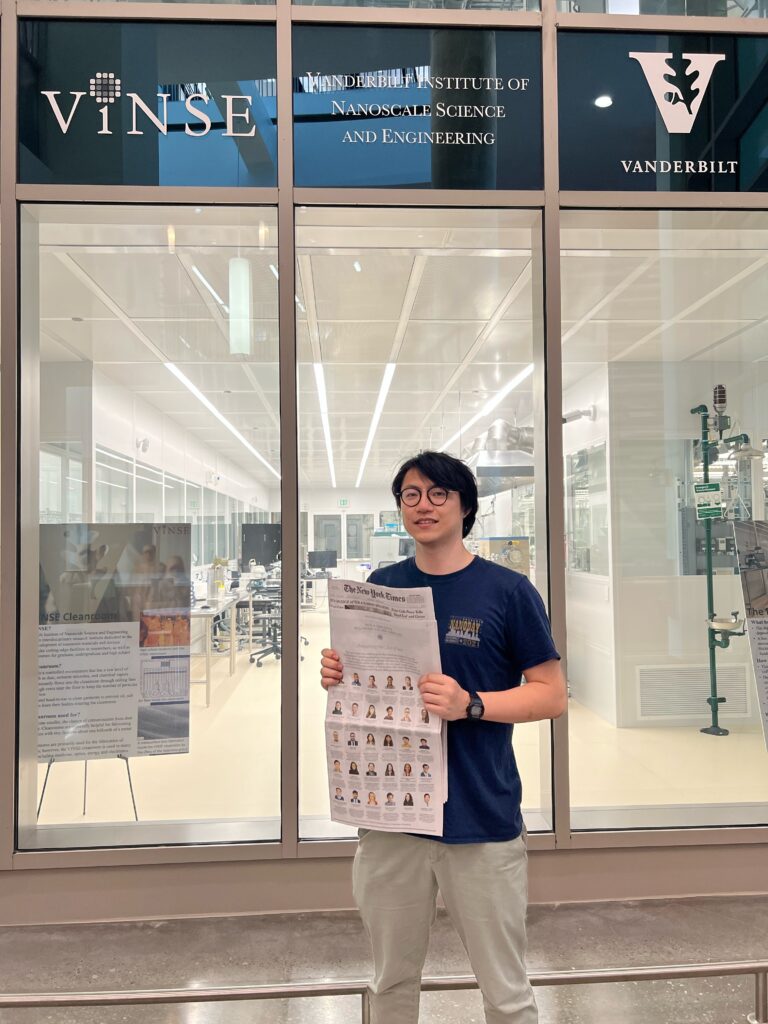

{"left": 326, "top": 579, "right": 446, "bottom": 836}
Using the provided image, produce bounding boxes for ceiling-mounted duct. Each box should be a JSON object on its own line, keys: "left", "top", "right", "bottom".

{"left": 462, "top": 419, "right": 535, "bottom": 497}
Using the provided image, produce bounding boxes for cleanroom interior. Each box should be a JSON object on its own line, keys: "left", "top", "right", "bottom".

{"left": 22, "top": 205, "right": 768, "bottom": 850}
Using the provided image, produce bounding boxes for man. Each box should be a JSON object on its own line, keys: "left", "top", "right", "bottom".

{"left": 348, "top": 732, "right": 359, "bottom": 747}
{"left": 350, "top": 790, "right": 361, "bottom": 805}
{"left": 322, "top": 450, "right": 565, "bottom": 1024}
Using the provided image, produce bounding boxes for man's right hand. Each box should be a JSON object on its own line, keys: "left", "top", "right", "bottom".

{"left": 321, "top": 648, "right": 344, "bottom": 690}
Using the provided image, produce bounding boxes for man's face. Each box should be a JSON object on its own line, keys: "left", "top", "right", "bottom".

{"left": 398, "top": 468, "right": 466, "bottom": 548}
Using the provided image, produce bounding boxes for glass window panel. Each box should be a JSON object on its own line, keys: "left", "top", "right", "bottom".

{"left": 136, "top": 462, "right": 164, "bottom": 523}
{"left": 19, "top": 22, "right": 277, "bottom": 186}
{"left": 313, "top": 514, "right": 342, "bottom": 560}
{"left": 165, "top": 475, "right": 185, "bottom": 522}
{"left": 557, "top": 0, "right": 765, "bottom": 16}
{"left": 203, "top": 487, "right": 217, "bottom": 566}
{"left": 186, "top": 482, "right": 202, "bottom": 568}
{"left": 298, "top": 207, "right": 551, "bottom": 840}
{"left": 295, "top": 0, "right": 540, "bottom": 7}
{"left": 19, "top": 204, "right": 281, "bottom": 850}
{"left": 558, "top": 33, "right": 768, "bottom": 193}
{"left": 95, "top": 446, "right": 134, "bottom": 523}
{"left": 561, "top": 209, "right": 768, "bottom": 831}
{"left": 293, "top": 27, "right": 543, "bottom": 190}
{"left": 346, "top": 513, "right": 374, "bottom": 560}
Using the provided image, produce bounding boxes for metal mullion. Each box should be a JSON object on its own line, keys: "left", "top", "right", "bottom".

{"left": 277, "top": 0, "right": 300, "bottom": 859}
{"left": 556, "top": 10, "right": 768, "bottom": 34}
{"left": 17, "top": 1, "right": 278, "bottom": 20}
{"left": 560, "top": 192, "right": 768, "bottom": 209}
{"left": 0, "top": 0, "right": 20, "bottom": 873}
{"left": 293, "top": 189, "right": 545, "bottom": 207}
{"left": 292, "top": 6, "right": 541, "bottom": 27}
{"left": 541, "top": 0, "right": 571, "bottom": 849}
{"left": 16, "top": 186, "right": 279, "bottom": 205}
{"left": 12, "top": 843, "right": 285, "bottom": 870}
{"left": 568, "top": 827, "right": 768, "bottom": 849}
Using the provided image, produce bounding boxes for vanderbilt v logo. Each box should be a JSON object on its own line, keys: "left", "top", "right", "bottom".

{"left": 629, "top": 52, "right": 725, "bottom": 134}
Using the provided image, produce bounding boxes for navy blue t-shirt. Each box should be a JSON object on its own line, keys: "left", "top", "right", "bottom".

{"left": 367, "top": 556, "right": 560, "bottom": 844}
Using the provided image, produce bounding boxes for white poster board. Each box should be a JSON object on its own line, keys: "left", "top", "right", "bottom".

{"left": 732, "top": 520, "right": 768, "bottom": 751}
{"left": 38, "top": 523, "right": 192, "bottom": 761}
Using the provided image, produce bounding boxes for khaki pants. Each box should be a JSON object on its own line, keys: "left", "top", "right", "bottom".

{"left": 352, "top": 829, "right": 537, "bottom": 1024}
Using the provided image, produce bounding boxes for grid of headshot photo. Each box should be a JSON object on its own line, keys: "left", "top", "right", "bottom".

{"left": 326, "top": 668, "right": 444, "bottom": 835}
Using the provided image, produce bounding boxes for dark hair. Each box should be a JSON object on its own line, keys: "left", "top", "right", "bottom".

{"left": 392, "top": 451, "right": 478, "bottom": 539}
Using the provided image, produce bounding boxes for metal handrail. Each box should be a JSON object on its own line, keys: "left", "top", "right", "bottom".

{"left": 1, "top": 960, "right": 766, "bottom": 1023}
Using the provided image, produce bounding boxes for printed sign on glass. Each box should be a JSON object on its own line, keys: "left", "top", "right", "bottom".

{"left": 559, "top": 32, "right": 768, "bottom": 192}
{"left": 293, "top": 27, "right": 543, "bottom": 189}
{"left": 19, "top": 21, "right": 277, "bottom": 186}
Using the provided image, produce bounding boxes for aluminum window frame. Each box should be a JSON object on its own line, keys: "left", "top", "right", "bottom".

{"left": 1, "top": 0, "right": 767, "bottom": 876}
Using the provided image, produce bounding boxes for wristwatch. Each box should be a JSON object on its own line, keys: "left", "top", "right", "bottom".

{"left": 466, "top": 692, "right": 485, "bottom": 721}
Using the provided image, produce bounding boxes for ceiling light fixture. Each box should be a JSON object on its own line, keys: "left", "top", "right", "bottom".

{"left": 594, "top": 95, "right": 613, "bottom": 108}
{"left": 439, "top": 363, "right": 534, "bottom": 453}
{"left": 164, "top": 362, "right": 280, "bottom": 480}
{"left": 353, "top": 260, "right": 362, "bottom": 273}
{"left": 356, "top": 363, "right": 396, "bottom": 488}
{"left": 228, "top": 257, "right": 252, "bottom": 356}
{"left": 191, "top": 265, "right": 229, "bottom": 313}
{"left": 313, "top": 363, "right": 337, "bottom": 489}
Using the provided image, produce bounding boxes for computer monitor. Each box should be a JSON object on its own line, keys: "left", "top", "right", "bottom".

{"left": 241, "top": 524, "right": 281, "bottom": 571}
{"left": 308, "top": 549, "right": 337, "bottom": 570}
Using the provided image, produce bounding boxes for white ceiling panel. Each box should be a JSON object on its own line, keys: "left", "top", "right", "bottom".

{"left": 398, "top": 321, "right": 481, "bottom": 364}
{"left": 318, "top": 322, "right": 398, "bottom": 363}
{"left": 40, "top": 254, "right": 115, "bottom": 319}
{"left": 690, "top": 322, "right": 768, "bottom": 363}
{"left": 40, "top": 332, "right": 80, "bottom": 363}
{"left": 42, "top": 318, "right": 149, "bottom": 363}
{"left": 478, "top": 321, "right": 534, "bottom": 363}
{"left": 411, "top": 255, "right": 530, "bottom": 322}
{"left": 390, "top": 363, "right": 467, "bottom": 392}
{"left": 560, "top": 255, "right": 649, "bottom": 323}
{"left": 652, "top": 320, "right": 756, "bottom": 362}
{"left": 311, "top": 253, "right": 413, "bottom": 321}
{"left": 564, "top": 320, "right": 657, "bottom": 363}
{"left": 499, "top": 276, "right": 534, "bottom": 321}
{"left": 71, "top": 253, "right": 210, "bottom": 319}
{"left": 137, "top": 318, "right": 279, "bottom": 364}
{"left": 685, "top": 262, "right": 768, "bottom": 323}
{"left": 596, "top": 255, "right": 761, "bottom": 323}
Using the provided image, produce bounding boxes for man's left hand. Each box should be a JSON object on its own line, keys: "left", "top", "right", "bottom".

{"left": 418, "top": 674, "right": 470, "bottom": 721}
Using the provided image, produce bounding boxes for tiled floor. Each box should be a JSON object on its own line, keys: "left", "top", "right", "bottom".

{"left": 0, "top": 896, "right": 765, "bottom": 1023}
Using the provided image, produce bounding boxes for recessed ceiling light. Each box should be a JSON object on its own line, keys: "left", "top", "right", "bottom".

{"left": 594, "top": 95, "right": 613, "bottom": 109}
{"left": 353, "top": 260, "right": 362, "bottom": 273}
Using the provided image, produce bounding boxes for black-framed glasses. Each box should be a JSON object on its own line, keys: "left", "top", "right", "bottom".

{"left": 397, "top": 486, "right": 451, "bottom": 507}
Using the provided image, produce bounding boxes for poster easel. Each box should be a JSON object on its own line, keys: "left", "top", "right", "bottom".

{"left": 37, "top": 755, "right": 138, "bottom": 821}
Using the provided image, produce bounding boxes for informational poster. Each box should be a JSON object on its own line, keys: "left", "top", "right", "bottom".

{"left": 326, "top": 579, "right": 446, "bottom": 836}
{"left": 732, "top": 521, "right": 768, "bottom": 751}
{"left": 38, "top": 523, "right": 192, "bottom": 762}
